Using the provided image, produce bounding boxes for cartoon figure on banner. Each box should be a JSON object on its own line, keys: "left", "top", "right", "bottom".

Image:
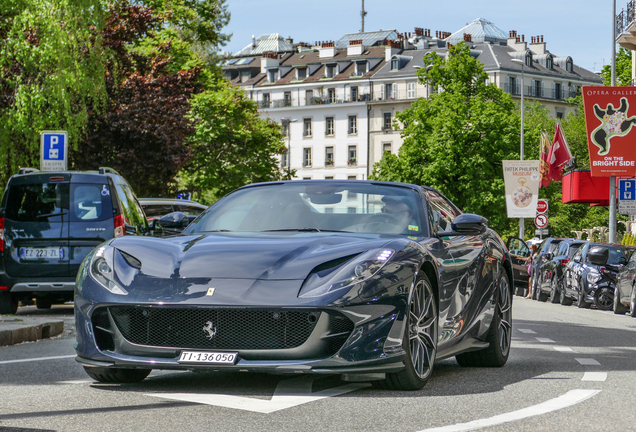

{"left": 512, "top": 177, "right": 533, "bottom": 208}
{"left": 591, "top": 97, "right": 636, "bottom": 155}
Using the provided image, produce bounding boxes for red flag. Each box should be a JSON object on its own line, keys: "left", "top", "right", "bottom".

{"left": 547, "top": 122, "right": 573, "bottom": 182}
{"left": 539, "top": 131, "right": 551, "bottom": 187}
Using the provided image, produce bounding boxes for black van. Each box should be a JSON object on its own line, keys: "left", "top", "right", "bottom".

{"left": 0, "top": 167, "right": 147, "bottom": 313}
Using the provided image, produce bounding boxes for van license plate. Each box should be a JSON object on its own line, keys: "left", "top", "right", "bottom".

{"left": 19, "top": 247, "right": 64, "bottom": 260}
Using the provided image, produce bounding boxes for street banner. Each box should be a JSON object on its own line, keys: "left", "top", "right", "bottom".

{"left": 582, "top": 86, "right": 636, "bottom": 177}
{"left": 502, "top": 160, "right": 541, "bottom": 218}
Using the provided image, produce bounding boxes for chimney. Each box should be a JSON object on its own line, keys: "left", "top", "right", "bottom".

{"left": 529, "top": 35, "right": 547, "bottom": 55}
{"left": 260, "top": 51, "right": 279, "bottom": 73}
{"left": 318, "top": 41, "right": 336, "bottom": 58}
{"left": 507, "top": 30, "right": 527, "bottom": 51}
{"left": 385, "top": 42, "right": 401, "bottom": 61}
{"left": 252, "top": 35, "right": 256, "bottom": 51}
{"left": 348, "top": 39, "right": 364, "bottom": 56}
{"left": 414, "top": 27, "right": 424, "bottom": 36}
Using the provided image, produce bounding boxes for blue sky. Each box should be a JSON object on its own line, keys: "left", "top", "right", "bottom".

{"left": 224, "top": 0, "right": 621, "bottom": 73}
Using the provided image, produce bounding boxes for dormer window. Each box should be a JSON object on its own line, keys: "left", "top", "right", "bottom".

{"left": 546, "top": 56, "right": 553, "bottom": 70}
{"left": 297, "top": 67, "right": 307, "bottom": 80}
{"left": 391, "top": 58, "right": 399, "bottom": 70}
{"left": 356, "top": 61, "right": 368, "bottom": 76}
{"left": 326, "top": 64, "right": 337, "bottom": 78}
{"left": 268, "top": 69, "right": 278, "bottom": 83}
{"left": 525, "top": 54, "right": 532, "bottom": 67}
{"left": 566, "top": 58, "right": 573, "bottom": 73}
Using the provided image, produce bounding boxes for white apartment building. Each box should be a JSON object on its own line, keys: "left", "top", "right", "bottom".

{"left": 223, "top": 19, "right": 603, "bottom": 180}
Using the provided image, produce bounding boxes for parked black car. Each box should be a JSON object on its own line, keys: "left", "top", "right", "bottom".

{"left": 563, "top": 243, "right": 633, "bottom": 310}
{"left": 526, "top": 238, "right": 564, "bottom": 300}
{"left": 536, "top": 239, "right": 587, "bottom": 303}
{"left": 612, "top": 247, "right": 636, "bottom": 316}
{"left": 75, "top": 180, "right": 514, "bottom": 391}
{"left": 138, "top": 198, "right": 207, "bottom": 222}
{"left": 0, "top": 167, "right": 148, "bottom": 314}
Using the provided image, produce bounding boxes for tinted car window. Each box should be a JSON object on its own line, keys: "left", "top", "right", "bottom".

{"left": 114, "top": 183, "right": 146, "bottom": 227}
{"left": 186, "top": 183, "right": 427, "bottom": 236}
{"left": 178, "top": 205, "right": 206, "bottom": 216}
{"left": 424, "top": 190, "right": 460, "bottom": 232}
{"left": 567, "top": 243, "right": 584, "bottom": 258}
{"left": 4, "top": 182, "right": 69, "bottom": 222}
{"left": 548, "top": 241, "right": 562, "bottom": 253}
{"left": 557, "top": 242, "right": 568, "bottom": 256}
{"left": 71, "top": 184, "right": 113, "bottom": 222}
{"left": 142, "top": 204, "right": 174, "bottom": 218}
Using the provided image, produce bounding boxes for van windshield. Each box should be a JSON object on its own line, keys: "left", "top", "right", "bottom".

{"left": 4, "top": 183, "right": 70, "bottom": 222}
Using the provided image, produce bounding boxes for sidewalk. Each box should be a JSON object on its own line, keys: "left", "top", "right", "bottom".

{"left": 0, "top": 315, "right": 64, "bottom": 346}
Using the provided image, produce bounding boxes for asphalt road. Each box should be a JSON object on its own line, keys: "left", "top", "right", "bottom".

{"left": 1, "top": 298, "right": 635, "bottom": 432}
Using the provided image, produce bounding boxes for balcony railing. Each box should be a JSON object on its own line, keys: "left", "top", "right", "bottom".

{"left": 374, "top": 90, "right": 419, "bottom": 101}
{"left": 503, "top": 83, "right": 521, "bottom": 96}
{"left": 616, "top": 1, "right": 635, "bottom": 36}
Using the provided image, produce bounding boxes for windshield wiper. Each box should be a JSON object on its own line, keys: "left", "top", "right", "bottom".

{"left": 36, "top": 211, "right": 68, "bottom": 219}
{"left": 262, "top": 228, "right": 352, "bottom": 233}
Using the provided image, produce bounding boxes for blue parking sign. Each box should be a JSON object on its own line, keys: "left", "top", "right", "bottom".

{"left": 40, "top": 131, "right": 68, "bottom": 171}
{"left": 620, "top": 179, "right": 636, "bottom": 201}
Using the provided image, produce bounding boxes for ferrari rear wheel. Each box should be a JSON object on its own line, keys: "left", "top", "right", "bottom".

{"left": 376, "top": 273, "right": 437, "bottom": 391}
{"left": 84, "top": 367, "right": 151, "bottom": 384}
{"left": 456, "top": 271, "right": 511, "bottom": 368}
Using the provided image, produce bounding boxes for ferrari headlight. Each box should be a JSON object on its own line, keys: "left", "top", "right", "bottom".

{"left": 299, "top": 249, "right": 394, "bottom": 298}
{"left": 89, "top": 245, "right": 128, "bottom": 295}
{"left": 587, "top": 270, "right": 601, "bottom": 284}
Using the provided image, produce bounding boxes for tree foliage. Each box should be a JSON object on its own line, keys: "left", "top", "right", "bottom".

{"left": 371, "top": 43, "right": 520, "bottom": 232}
{"left": 180, "top": 81, "right": 288, "bottom": 203}
{"left": 0, "top": 0, "right": 107, "bottom": 185}
{"left": 72, "top": 2, "right": 202, "bottom": 197}
{"left": 601, "top": 48, "right": 632, "bottom": 86}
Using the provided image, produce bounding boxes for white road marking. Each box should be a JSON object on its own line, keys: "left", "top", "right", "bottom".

{"left": 553, "top": 346, "right": 575, "bottom": 353}
{"left": 417, "top": 389, "right": 601, "bottom": 432}
{"left": 146, "top": 376, "right": 370, "bottom": 414}
{"left": 575, "top": 358, "right": 601, "bottom": 366}
{"left": 0, "top": 355, "right": 75, "bottom": 365}
{"left": 57, "top": 379, "right": 95, "bottom": 384}
{"left": 517, "top": 329, "right": 537, "bottom": 334}
{"left": 582, "top": 372, "right": 607, "bottom": 382}
{"left": 535, "top": 337, "right": 555, "bottom": 343}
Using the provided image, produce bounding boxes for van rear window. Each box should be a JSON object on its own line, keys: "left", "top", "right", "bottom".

{"left": 70, "top": 184, "right": 113, "bottom": 222}
{"left": 4, "top": 183, "right": 70, "bottom": 222}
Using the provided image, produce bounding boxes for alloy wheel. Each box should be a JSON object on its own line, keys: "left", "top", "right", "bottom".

{"left": 409, "top": 279, "right": 437, "bottom": 379}
{"left": 497, "top": 275, "right": 512, "bottom": 356}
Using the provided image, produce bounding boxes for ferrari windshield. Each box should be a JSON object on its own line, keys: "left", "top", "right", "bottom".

{"left": 184, "top": 182, "right": 428, "bottom": 237}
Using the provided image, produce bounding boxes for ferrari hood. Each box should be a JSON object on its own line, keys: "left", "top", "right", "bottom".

{"left": 111, "top": 233, "right": 397, "bottom": 280}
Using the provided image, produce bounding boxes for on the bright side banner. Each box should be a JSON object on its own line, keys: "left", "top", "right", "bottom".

{"left": 582, "top": 86, "right": 636, "bottom": 177}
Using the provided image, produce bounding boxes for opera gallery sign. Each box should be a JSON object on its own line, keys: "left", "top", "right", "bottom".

{"left": 502, "top": 160, "right": 541, "bottom": 218}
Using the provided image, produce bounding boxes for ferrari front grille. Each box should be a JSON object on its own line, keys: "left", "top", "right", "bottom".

{"left": 105, "top": 307, "right": 324, "bottom": 350}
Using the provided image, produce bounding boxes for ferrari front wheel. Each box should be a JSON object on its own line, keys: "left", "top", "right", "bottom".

{"left": 456, "top": 271, "right": 511, "bottom": 367}
{"left": 376, "top": 272, "right": 438, "bottom": 391}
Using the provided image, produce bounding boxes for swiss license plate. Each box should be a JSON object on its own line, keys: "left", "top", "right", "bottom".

{"left": 178, "top": 351, "right": 238, "bottom": 364}
{"left": 19, "top": 247, "right": 64, "bottom": 260}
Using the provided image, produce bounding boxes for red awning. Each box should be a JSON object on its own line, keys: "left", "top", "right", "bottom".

{"left": 562, "top": 169, "right": 610, "bottom": 205}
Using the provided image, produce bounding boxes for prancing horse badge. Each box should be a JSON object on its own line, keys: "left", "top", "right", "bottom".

{"left": 206, "top": 288, "right": 216, "bottom": 296}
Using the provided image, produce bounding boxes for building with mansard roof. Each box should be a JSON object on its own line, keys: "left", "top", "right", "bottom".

{"left": 223, "top": 18, "right": 603, "bottom": 181}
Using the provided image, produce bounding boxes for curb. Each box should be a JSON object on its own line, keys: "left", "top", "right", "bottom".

{"left": 0, "top": 321, "right": 64, "bottom": 347}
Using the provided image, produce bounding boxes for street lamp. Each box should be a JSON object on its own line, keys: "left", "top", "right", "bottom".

{"left": 511, "top": 57, "right": 525, "bottom": 239}
{"left": 281, "top": 118, "right": 297, "bottom": 178}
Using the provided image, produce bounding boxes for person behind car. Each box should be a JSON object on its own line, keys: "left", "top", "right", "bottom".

{"left": 525, "top": 244, "right": 539, "bottom": 299}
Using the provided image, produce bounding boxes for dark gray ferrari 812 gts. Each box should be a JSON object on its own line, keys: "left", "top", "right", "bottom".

{"left": 75, "top": 180, "right": 514, "bottom": 390}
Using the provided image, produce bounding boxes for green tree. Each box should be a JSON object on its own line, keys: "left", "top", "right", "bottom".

{"left": 371, "top": 43, "right": 520, "bottom": 232}
{"left": 180, "top": 80, "right": 289, "bottom": 204}
{"left": 0, "top": 0, "right": 107, "bottom": 187}
{"left": 601, "top": 48, "right": 632, "bottom": 86}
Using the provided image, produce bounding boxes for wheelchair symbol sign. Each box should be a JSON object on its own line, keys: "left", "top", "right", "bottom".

{"left": 40, "top": 131, "right": 68, "bottom": 172}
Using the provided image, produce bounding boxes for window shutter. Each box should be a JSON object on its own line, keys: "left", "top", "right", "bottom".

{"left": 541, "top": 82, "right": 545, "bottom": 98}
{"left": 380, "top": 85, "right": 385, "bottom": 100}
{"left": 392, "top": 83, "right": 397, "bottom": 99}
